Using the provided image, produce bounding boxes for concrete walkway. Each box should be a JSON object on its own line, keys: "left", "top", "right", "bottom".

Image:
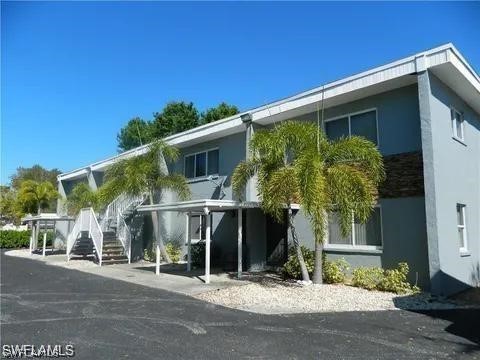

{"left": 5, "top": 249, "right": 248, "bottom": 296}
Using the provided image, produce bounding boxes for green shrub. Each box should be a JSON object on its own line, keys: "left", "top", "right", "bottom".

{"left": 0, "top": 230, "right": 31, "bottom": 248}
{"left": 352, "top": 267, "right": 384, "bottom": 290}
{"left": 323, "top": 255, "right": 349, "bottom": 284}
{"left": 143, "top": 245, "right": 155, "bottom": 262}
{"left": 378, "top": 262, "right": 420, "bottom": 294}
{"left": 165, "top": 242, "right": 181, "bottom": 263}
{"left": 352, "top": 263, "right": 419, "bottom": 294}
{"left": 282, "top": 246, "right": 315, "bottom": 279}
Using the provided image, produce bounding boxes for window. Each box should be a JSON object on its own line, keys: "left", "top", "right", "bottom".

{"left": 457, "top": 204, "right": 467, "bottom": 252}
{"left": 325, "top": 109, "right": 378, "bottom": 145}
{"left": 451, "top": 108, "right": 465, "bottom": 141}
{"left": 327, "top": 207, "right": 383, "bottom": 250}
{"left": 189, "top": 214, "right": 210, "bottom": 241}
{"left": 184, "top": 149, "right": 219, "bottom": 179}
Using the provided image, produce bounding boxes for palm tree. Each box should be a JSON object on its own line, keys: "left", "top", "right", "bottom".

{"left": 232, "top": 121, "right": 385, "bottom": 284}
{"left": 99, "top": 140, "right": 191, "bottom": 263}
{"left": 294, "top": 123, "right": 384, "bottom": 284}
{"left": 232, "top": 122, "right": 315, "bottom": 282}
{"left": 65, "top": 183, "right": 100, "bottom": 216}
{"left": 17, "top": 180, "right": 59, "bottom": 215}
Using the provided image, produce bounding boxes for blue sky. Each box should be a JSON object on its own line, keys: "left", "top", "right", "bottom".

{"left": 1, "top": 2, "right": 479, "bottom": 184}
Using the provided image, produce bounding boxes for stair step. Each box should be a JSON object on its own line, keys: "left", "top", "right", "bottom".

{"left": 101, "top": 258, "right": 129, "bottom": 265}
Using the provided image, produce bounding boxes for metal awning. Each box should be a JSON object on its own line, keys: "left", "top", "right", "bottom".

{"left": 137, "top": 199, "right": 261, "bottom": 213}
{"left": 21, "top": 213, "right": 75, "bottom": 223}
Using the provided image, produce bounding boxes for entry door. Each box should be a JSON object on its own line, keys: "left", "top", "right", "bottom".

{"left": 266, "top": 213, "right": 288, "bottom": 266}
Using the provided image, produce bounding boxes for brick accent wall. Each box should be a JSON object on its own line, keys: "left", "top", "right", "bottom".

{"left": 379, "top": 151, "right": 424, "bottom": 198}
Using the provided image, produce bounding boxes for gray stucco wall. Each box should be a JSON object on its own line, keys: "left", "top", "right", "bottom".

{"left": 421, "top": 71, "right": 480, "bottom": 295}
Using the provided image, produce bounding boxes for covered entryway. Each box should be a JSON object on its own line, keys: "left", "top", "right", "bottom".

{"left": 137, "top": 199, "right": 260, "bottom": 284}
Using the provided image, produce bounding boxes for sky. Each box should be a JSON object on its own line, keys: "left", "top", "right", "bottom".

{"left": 1, "top": 1, "right": 479, "bottom": 185}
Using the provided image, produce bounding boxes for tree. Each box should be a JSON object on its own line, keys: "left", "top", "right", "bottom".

{"left": 117, "top": 117, "right": 155, "bottom": 152}
{"left": 231, "top": 123, "right": 312, "bottom": 282}
{"left": 152, "top": 101, "right": 199, "bottom": 138}
{"left": 65, "top": 183, "right": 100, "bottom": 216}
{"left": 200, "top": 102, "right": 239, "bottom": 124}
{"left": 288, "top": 121, "right": 384, "bottom": 284}
{"left": 17, "top": 180, "right": 59, "bottom": 215}
{"left": 99, "top": 140, "right": 191, "bottom": 263}
{"left": 11, "top": 165, "right": 61, "bottom": 190}
{"left": 0, "top": 186, "right": 22, "bottom": 224}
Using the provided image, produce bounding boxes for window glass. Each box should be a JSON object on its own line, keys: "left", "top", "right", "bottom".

{"left": 325, "top": 117, "right": 349, "bottom": 141}
{"left": 452, "top": 109, "right": 464, "bottom": 140}
{"left": 351, "top": 111, "right": 377, "bottom": 145}
{"left": 195, "top": 152, "right": 206, "bottom": 177}
{"left": 207, "top": 149, "right": 219, "bottom": 175}
{"left": 354, "top": 208, "right": 382, "bottom": 246}
{"left": 457, "top": 204, "right": 466, "bottom": 250}
{"left": 185, "top": 155, "right": 195, "bottom": 179}
{"left": 190, "top": 215, "right": 202, "bottom": 240}
{"left": 328, "top": 212, "right": 352, "bottom": 245}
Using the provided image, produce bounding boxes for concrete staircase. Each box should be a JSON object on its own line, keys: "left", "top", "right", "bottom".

{"left": 69, "top": 230, "right": 128, "bottom": 265}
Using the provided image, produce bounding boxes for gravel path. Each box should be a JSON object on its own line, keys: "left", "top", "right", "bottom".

{"left": 195, "top": 276, "right": 465, "bottom": 314}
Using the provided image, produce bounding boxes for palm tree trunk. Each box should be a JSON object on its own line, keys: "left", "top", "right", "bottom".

{"left": 312, "top": 240, "right": 323, "bottom": 284}
{"left": 148, "top": 192, "right": 172, "bottom": 263}
{"left": 287, "top": 207, "right": 310, "bottom": 282}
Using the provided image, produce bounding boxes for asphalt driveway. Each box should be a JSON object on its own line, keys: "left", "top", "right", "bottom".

{"left": 1, "top": 250, "right": 479, "bottom": 359}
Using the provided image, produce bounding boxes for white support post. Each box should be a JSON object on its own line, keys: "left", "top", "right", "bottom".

{"left": 156, "top": 211, "right": 161, "bottom": 275}
{"left": 42, "top": 230, "right": 47, "bottom": 257}
{"left": 237, "top": 209, "right": 243, "bottom": 279}
{"left": 186, "top": 212, "right": 191, "bottom": 272}
{"left": 204, "top": 207, "right": 211, "bottom": 284}
{"left": 30, "top": 221, "right": 34, "bottom": 254}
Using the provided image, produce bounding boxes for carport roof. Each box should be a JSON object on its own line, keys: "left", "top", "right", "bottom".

{"left": 137, "top": 199, "right": 300, "bottom": 213}
{"left": 21, "top": 213, "right": 75, "bottom": 223}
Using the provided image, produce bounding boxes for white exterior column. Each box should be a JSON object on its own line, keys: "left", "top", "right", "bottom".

{"left": 237, "top": 209, "right": 243, "bottom": 278}
{"left": 156, "top": 211, "right": 161, "bottom": 275}
{"left": 186, "top": 212, "right": 191, "bottom": 272}
{"left": 204, "top": 207, "right": 211, "bottom": 284}
{"left": 42, "top": 225, "right": 47, "bottom": 257}
{"left": 30, "top": 221, "right": 34, "bottom": 254}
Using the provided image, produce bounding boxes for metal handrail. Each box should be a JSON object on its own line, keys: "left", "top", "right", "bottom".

{"left": 66, "top": 208, "right": 103, "bottom": 265}
{"left": 116, "top": 213, "right": 132, "bottom": 263}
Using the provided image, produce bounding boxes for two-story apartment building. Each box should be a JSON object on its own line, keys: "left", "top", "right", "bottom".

{"left": 57, "top": 43, "right": 480, "bottom": 295}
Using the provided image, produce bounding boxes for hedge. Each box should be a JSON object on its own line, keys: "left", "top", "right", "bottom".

{"left": 0, "top": 230, "right": 31, "bottom": 249}
{"left": 0, "top": 230, "right": 54, "bottom": 249}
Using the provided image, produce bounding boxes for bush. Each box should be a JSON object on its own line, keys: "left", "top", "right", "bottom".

{"left": 352, "top": 263, "right": 419, "bottom": 294}
{"left": 352, "top": 267, "right": 384, "bottom": 290}
{"left": 323, "top": 255, "right": 349, "bottom": 284}
{"left": 165, "top": 242, "right": 181, "bottom": 263}
{"left": 378, "top": 262, "right": 420, "bottom": 294}
{"left": 0, "top": 230, "right": 31, "bottom": 248}
{"left": 282, "top": 246, "right": 315, "bottom": 279}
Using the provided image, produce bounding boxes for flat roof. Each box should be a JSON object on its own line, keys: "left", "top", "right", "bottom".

{"left": 22, "top": 213, "right": 75, "bottom": 222}
{"left": 58, "top": 43, "right": 480, "bottom": 181}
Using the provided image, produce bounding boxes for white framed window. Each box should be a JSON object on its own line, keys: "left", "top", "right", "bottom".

{"left": 451, "top": 107, "right": 465, "bottom": 142}
{"left": 324, "top": 109, "right": 378, "bottom": 145}
{"left": 456, "top": 204, "right": 468, "bottom": 252}
{"left": 184, "top": 148, "right": 219, "bottom": 179}
{"left": 326, "top": 206, "right": 383, "bottom": 251}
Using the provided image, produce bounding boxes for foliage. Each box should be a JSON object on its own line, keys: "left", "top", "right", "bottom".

{"left": 117, "top": 117, "right": 156, "bottom": 152}
{"left": 322, "top": 254, "right": 349, "bottom": 284}
{"left": 0, "top": 230, "right": 30, "bottom": 248}
{"left": 153, "top": 101, "right": 199, "bottom": 138}
{"left": 352, "top": 267, "right": 384, "bottom": 290}
{"left": 143, "top": 245, "right": 155, "bottom": 262}
{"left": 352, "top": 263, "right": 419, "bottom": 294}
{"left": 17, "top": 180, "right": 59, "bottom": 215}
{"left": 200, "top": 102, "right": 239, "bottom": 124}
{"left": 100, "top": 140, "right": 191, "bottom": 203}
{"left": 11, "top": 165, "right": 61, "bottom": 190}
{"left": 282, "top": 246, "right": 315, "bottom": 279}
{"left": 164, "top": 242, "right": 182, "bottom": 263}
{"left": 378, "top": 262, "right": 420, "bottom": 294}
{"left": 65, "top": 183, "right": 100, "bottom": 215}
{"left": 0, "top": 186, "right": 22, "bottom": 224}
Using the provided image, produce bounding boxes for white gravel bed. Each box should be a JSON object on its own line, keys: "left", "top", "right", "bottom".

{"left": 195, "top": 278, "right": 463, "bottom": 314}
{"left": 5, "top": 249, "right": 98, "bottom": 269}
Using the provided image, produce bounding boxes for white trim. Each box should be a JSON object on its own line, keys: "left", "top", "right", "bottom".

{"left": 324, "top": 108, "right": 379, "bottom": 146}
{"left": 324, "top": 205, "right": 384, "bottom": 252}
{"left": 456, "top": 203, "right": 468, "bottom": 253}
